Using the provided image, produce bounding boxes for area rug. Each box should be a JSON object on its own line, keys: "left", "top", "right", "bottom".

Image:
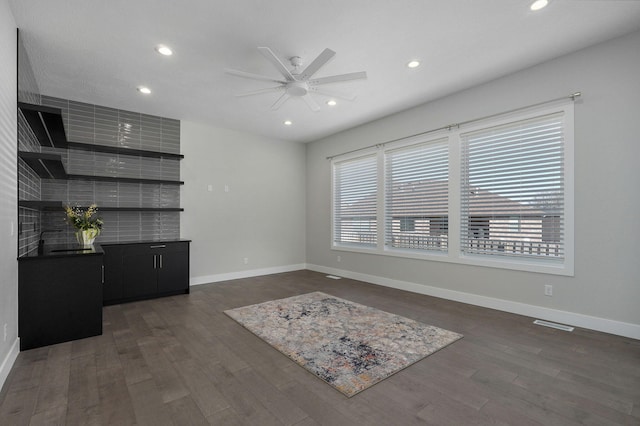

{"left": 224, "top": 291, "right": 463, "bottom": 397}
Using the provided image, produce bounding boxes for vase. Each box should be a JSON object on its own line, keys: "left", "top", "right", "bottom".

{"left": 76, "top": 228, "right": 99, "bottom": 247}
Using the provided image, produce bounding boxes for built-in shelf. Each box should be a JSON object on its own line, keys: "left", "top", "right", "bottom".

{"left": 18, "top": 102, "right": 68, "bottom": 148}
{"left": 18, "top": 151, "right": 67, "bottom": 179}
{"left": 66, "top": 141, "right": 184, "bottom": 160}
{"left": 18, "top": 101, "right": 185, "bottom": 219}
{"left": 18, "top": 200, "right": 183, "bottom": 212}
{"left": 18, "top": 151, "right": 183, "bottom": 185}
{"left": 19, "top": 102, "right": 182, "bottom": 159}
{"left": 98, "top": 207, "right": 184, "bottom": 212}
{"left": 18, "top": 200, "right": 63, "bottom": 210}
{"left": 66, "top": 174, "right": 184, "bottom": 185}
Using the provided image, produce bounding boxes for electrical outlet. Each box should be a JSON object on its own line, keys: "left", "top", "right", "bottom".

{"left": 337, "top": 255, "right": 341, "bottom": 262}
{"left": 243, "top": 257, "right": 249, "bottom": 265}
{"left": 3, "top": 323, "right": 7, "bottom": 342}
{"left": 544, "top": 284, "right": 553, "bottom": 296}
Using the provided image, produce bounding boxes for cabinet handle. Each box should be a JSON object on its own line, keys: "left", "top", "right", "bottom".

{"left": 101, "top": 265, "right": 104, "bottom": 284}
{"left": 153, "top": 254, "right": 157, "bottom": 269}
{"left": 160, "top": 254, "right": 163, "bottom": 269}
{"left": 150, "top": 244, "right": 166, "bottom": 249}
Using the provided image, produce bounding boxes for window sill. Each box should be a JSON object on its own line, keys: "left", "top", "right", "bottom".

{"left": 332, "top": 245, "right": 573, "bottom": 277}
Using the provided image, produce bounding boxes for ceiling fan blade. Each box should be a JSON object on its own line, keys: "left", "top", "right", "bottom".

{"left": 309, "top": 71, "right": 367, "bottom": 86}
{"left": 225, "top": 68, "right": 286, "bottom": 84}
{"left": 309, "top": 87, "right": 357, "bottom": 101}
{"left": 298, "top": 48, "right": 336, "bottom": 81}
{"left": 235, "top": 86, "right": 284, "bottom": 97}
{"left": 258, "top": 47, "right": 296, "bottom": 81}
{"left": 271, "top": 93, "right": 290, "bottom": 110}
{"left": 301, "top": 94, "right": 321, "bottom": 112}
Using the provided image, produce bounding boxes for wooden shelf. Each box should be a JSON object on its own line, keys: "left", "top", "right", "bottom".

{"left": 19, "top": 151, "right": 67, "bottom": 179}
{"left": 97, "top": 207, "right": 184, "bottom": 212}
{"left": 18, "top": 102, "right": 184, "bottom": 218}
{"left": 19, "top": 103, "right": 182, "bottom": 160}
{"left": 18, "top": 200, "right": 183, "bottom": 212}
{"left": 18, "top": 152, "right": 182, "bottom": 185}
{"left": 66, "top": 141, "right": 183, "bottom": 160}
{"left": 66, "top": 174, "right": 184, "bottom": 185}
{"left": 18, "top": 102, "right": 68, "bottom": 148}
{"left": 19, "top": 200, "right": 64, "bottom": 211}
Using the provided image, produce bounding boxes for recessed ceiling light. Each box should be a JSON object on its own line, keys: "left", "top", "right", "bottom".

{"left": 155, "top": 45, "right": 173, "bottom": 56}
{"left": 284, "top": 120, "right": 292, "bottom": 126}
{"left": 327, "top": 100, "right": 337, "bottom": 106}
{"left": 407, "top": 60, "right": 421, "bottom": 69}
{"left": 530, "top": 0, "right": 548, "bottom": 11}
{"left": 137, "top": 86, "right": 151, "bottom": 94}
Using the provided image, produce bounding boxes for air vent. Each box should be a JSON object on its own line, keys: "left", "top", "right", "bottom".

{"left": 533, "top": 319, "right": 574, "bottom": 332}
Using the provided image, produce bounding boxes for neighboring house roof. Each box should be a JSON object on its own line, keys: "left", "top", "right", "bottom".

{"left": 339, "top": 180, "right": 551, "bottom": 217}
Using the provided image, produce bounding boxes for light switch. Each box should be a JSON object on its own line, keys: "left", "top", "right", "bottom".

{"left": 207, "top": 185, "right": 213, "bottom": 192}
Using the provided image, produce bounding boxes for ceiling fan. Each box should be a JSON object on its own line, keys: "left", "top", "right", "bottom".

{"left": 225, "top": 47, "right": 367, "bottom": 112}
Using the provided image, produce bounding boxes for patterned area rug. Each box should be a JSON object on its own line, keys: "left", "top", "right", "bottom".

{"left": 224, "top": 291, "right": 463, "bottom": 397}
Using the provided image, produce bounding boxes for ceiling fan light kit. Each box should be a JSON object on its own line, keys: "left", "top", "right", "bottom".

{"left": 226, "top": 47, "right": 367, "bottom": 112}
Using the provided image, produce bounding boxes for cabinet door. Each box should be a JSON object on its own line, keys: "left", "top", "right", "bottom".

{"left": 157, "top": 244, "right": 189, "bottom": 293}
{"left": 102, "top": 245, "right": 125, "bottom": 303}
{"left": 122, "top": 249, "right": 158, "bottom": 298}
{"left": 19, "top": 255, "right": 103, "bottom": 350}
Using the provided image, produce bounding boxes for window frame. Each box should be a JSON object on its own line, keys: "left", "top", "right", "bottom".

{"left": 331, "top": 150, "right": 380, "bottom": 250}
{"left": 384, "top": 136, "right": 450, "bottom": 256}
{"left": 330, "top": 102, "right": 574, "bottom": 276}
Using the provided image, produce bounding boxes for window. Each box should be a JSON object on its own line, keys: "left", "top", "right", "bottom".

{"left": 385, "top": 138, "right": 449, "bottom": 253}
{"left": 461, "top": 113, "right": 566, "bottom": 261}
{"left": 330, "top": 102, "right": 573, "bottom": 275}
{"left": 332, "top": 154, "right": 377, "bottom": 248}
{"left": 399, "top": 218, "right": 415, "bottom": 232}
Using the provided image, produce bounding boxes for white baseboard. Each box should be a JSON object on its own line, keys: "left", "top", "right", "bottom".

{"left": 190, "top": 263, "right": 307, "bottom": 286}
{"left": 306, "top": 264, "right": 640, "bottom": 340}
{"left": 0, "top": 338, "right": 19, "bottom": 392}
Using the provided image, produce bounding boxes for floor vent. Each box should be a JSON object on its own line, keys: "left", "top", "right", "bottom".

{"left": 533, "top": 319, "right": 574, "bottom": 332}
{"left": 325, "top": 275, "right": 342, "bottom": 280}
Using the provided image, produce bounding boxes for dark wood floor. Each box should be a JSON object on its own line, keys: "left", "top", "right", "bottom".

{"left": 1, "top": 270, "right": 639, "bottom": 425}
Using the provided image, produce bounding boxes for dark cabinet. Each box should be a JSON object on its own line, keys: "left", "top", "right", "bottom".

{"left": 102, "top": 244, "right": 125, "bottom": 302}
{"left": 18, "top": 251, "right": 103, "bottom": 350}
{"left": 157, "top": 248, "right": 190, "bottom": 293}
{"left": 102, "top": 241, "right": 190, "bottom": 305}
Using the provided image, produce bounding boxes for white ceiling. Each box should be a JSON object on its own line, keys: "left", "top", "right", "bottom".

{"left": 9, "top": 0, "right": 640, "bottom": 143}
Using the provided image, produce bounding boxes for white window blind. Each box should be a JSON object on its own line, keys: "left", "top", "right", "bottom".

{"left": 333, "top": 154, "right": 377, "bottom": 247}
{"left": 385, "top": 138, "right": 449, "bottom": 252}
{"left": 461, "top": 112, "right": 565, "bottom": 260}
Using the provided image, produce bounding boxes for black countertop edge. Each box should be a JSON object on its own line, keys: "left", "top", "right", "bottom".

{"left": 18, "top": 239, "right": 191, "bottom": 260}
{"left": 19, "top": 243, "right": 104, "bottom": 260}
{"left": 98, "top": 239, "right": 192, "bottom": 247}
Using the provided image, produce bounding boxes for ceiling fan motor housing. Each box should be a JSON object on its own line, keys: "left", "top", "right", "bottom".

{"left": 286, "top": 81, "right": 309, "bottom": 97}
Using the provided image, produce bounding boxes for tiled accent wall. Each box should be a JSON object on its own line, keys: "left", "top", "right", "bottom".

{"left": 37, "top": 96, "right": 182, "bottom": 246}
{"left": 17, "top": 93, "right": 182, "bottom": 254}
{"left": 17, "top": 32, "right": 42, "bottom": 256}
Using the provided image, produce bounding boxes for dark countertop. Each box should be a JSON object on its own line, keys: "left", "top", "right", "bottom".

{"left": 18, "top": 243, "right": 104, "bottom": 261}
{"left": 99, "top": 239, "right": 191, "bottom": 247}
{"left": 18, "top": 239, "right": 191, "bottom": 261}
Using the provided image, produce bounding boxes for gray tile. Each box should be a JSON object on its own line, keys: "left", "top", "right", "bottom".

{"left": 21, "top": 95, "right": 182, "bottom": 246}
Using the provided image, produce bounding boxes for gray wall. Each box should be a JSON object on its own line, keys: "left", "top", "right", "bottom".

{"left": 181, "top": 121, "right": 306, "bottom": 284}
{"left": 306, "top": 30, "right": 640, "bottom": 333}
{"left": 0, "top": 0, "right": 18, "bottom": 387}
